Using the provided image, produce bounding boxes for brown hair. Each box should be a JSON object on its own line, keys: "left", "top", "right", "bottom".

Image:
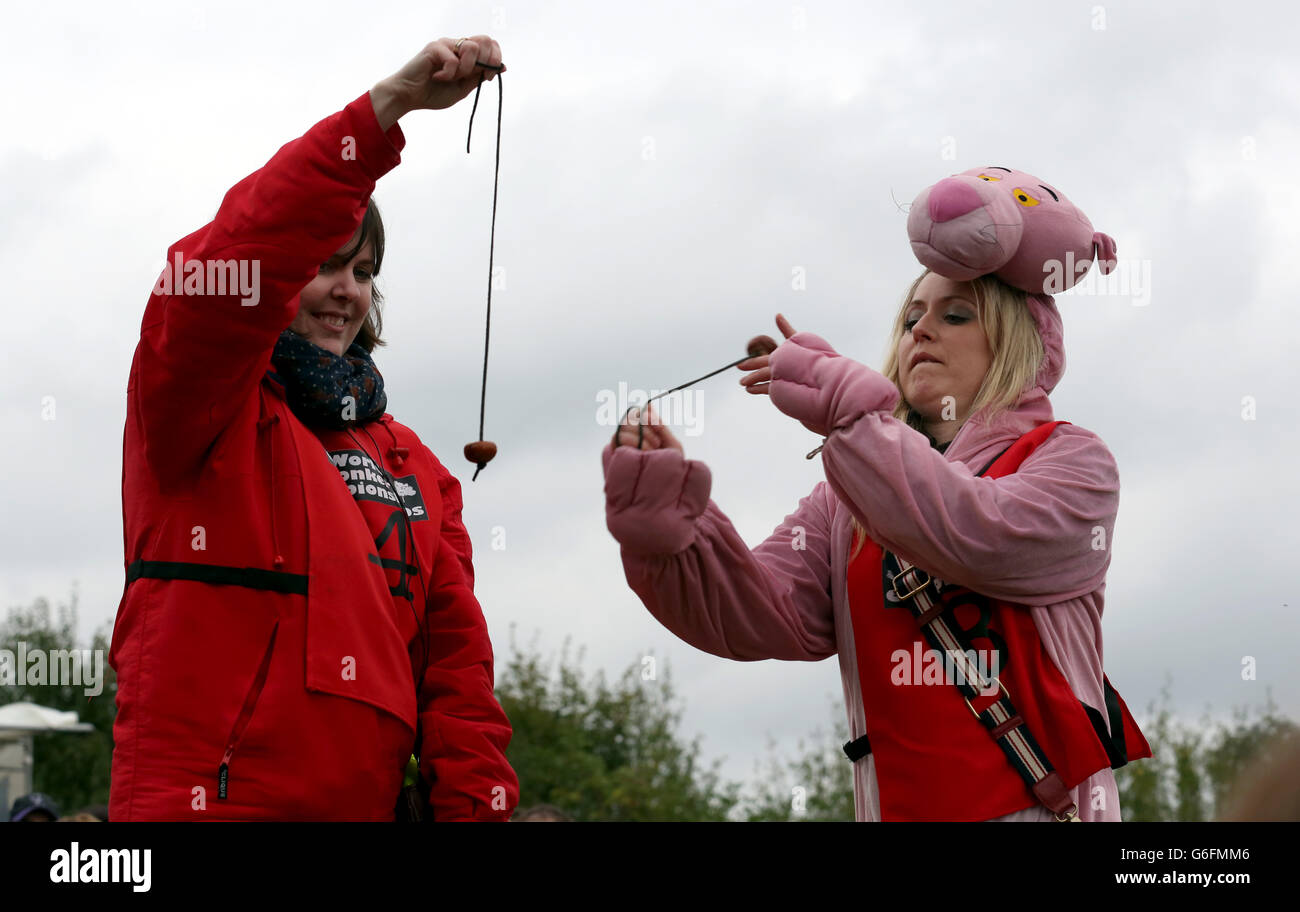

{"left": 343, "top": 199, "right": 387, "bottom": 353}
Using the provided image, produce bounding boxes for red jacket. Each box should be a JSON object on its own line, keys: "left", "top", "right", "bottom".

{"left": 109, "top": 92, "right": 519, "bottom": 821}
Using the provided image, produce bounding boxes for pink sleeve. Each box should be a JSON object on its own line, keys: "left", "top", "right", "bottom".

{"left": 825, "top": 415, "right": 1118, "bottom": 604}
{"left": 602, "top": 442, "right": 836, "bottom": 662}
{"left": 769, "top": 340, "right": 1118, "bottom": 605}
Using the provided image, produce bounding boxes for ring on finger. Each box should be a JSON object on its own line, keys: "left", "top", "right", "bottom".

{"left": 454, "top": 37, "right": 467, "bottom": 52}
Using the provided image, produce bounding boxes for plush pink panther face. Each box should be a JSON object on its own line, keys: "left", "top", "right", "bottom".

{"left": 907, "top": 166, "right": 1116, "bottom": 294}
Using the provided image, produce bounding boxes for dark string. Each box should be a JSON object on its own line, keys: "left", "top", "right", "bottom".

{"left": 613, "top": 352, "right": 755, "bottom": 450}
{"left": 643, "top": 354, "right": 753, "bottom": 405}
{"left": 466, "top": 61, "right": 503, "bottom": 481}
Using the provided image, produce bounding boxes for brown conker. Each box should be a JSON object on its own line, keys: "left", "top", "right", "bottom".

{"left": 464, "top": 440, "right": 498, "bottom": 465}
{"left": 747, "top": 334, "right": 778, "bottom": 358}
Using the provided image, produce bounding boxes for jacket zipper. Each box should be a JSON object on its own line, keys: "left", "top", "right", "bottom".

{"left": 218, "top": 622, "right": 279, "bottom": 799}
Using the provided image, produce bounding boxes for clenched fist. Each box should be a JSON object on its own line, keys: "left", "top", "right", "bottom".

{"left": 611, "top": 405, "right": 684, "bottom": 455}
{"left": 370, "top": 36, "right": 506, "bottom": 130}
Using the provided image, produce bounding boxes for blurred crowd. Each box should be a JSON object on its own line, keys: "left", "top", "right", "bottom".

{"left": 5, "top": 793, "right": 107, "bottom": 823}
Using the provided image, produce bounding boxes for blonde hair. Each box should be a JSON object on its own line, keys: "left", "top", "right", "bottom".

{"left": 848, "top": 268, "right": 1044, "bottom": 559}
{"left": 882, "top": 269, "right": 1043, "bottom": 432}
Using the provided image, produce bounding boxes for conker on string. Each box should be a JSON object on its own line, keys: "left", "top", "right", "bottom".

{"left": 747, "top": 334, "right": 778, "bottom": 358}
{"left": 464, "top": 441, "right": 497, "bottom": 466}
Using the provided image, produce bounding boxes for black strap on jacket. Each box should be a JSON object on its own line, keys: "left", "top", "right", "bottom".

{"left": 126, "top": 560, "right": 308, "bottom": 595}
{"left": 843, "top": 733, "right": 872, "bottom": 762}
{"left": 1080, "top": 678, "right": 1131, "bottom": 769}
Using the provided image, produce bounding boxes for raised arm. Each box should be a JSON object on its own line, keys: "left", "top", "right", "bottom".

{"left": 135, "top": 91, "right": 405, "bottom": 480}
{"left": 603, "top": 441, "right": 837, "bottom": 662}
{"left": 134, "top": 37, "right": 504, "bottom": 483}
{"left": 768, "top": 332, "right": 1119, "bottom": 605}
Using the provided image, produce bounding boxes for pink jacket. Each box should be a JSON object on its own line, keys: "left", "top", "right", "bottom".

{"left": 602, "top": 295, "right": 1127, "bottom": 821}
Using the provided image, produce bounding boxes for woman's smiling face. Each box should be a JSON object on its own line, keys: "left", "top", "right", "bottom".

{"left": 897, "top": 272, "right": 993, "bottom": 432}
{"left": 288, "top": 228, "right": 375, "bottom": 356}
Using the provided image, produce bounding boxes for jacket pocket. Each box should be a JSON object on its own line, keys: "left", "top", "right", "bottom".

{"left": 218, "top": 621, "right": 279, "bottom": 800}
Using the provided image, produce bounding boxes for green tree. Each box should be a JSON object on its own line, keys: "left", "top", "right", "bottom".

{"left": 6, "top": 598, "right": 1295, "bottom": 825}
{"left": 497, "top": 628, "right": 741, "bottom": 821}
{"left": 741, "top": 704, "right": 854, "bottom": 821}
{"left": 743, "top": 682, "right": 1300, "bottom": 823}
{"left": 1202, "top": 701, "right": 1298, "bottom": 816}
{"left": 1113, "top": 679, "right": 1296, "bottom": 821}
{"left": 1, "top": 589, "right": 116, "bottom": 815}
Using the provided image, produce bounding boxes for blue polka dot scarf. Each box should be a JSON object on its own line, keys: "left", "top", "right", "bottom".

{"left": 268, "top": 329, "right": 388, "bottom": 429}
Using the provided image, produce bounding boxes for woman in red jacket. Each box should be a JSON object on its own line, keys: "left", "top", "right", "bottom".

{"left": 109, "top": 36, "right": 518, "bottom": 821}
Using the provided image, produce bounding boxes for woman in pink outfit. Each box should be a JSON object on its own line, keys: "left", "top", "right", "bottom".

{"left": 601, "top": 169, "right": 1151, "bottom": 821}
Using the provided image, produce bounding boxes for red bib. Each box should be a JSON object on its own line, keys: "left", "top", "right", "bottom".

{"left": 847, "top": 421, "right": 1150, "bottom": 821}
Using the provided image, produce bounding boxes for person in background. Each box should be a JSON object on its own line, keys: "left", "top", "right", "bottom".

{"left": 58, "top": 810, "right": 105, "bottom": 823}
{"left": 9, "top": 792, "right": 60, "bottom": 822}
{"left": 512, "top": 803, "right": 573, "bottom": 822}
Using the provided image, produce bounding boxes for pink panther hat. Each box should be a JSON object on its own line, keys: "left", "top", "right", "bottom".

{"left": 906, "top": 166, "right": 1117, "bottom": 394}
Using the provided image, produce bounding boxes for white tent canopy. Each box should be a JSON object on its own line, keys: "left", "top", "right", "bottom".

{"left": 0, "top": 701, "right": 94, "bottom": 734}
{"left": 0, "top": 702, "right": 94, "bottom": 819}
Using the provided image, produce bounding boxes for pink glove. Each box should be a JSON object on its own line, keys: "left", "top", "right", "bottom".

{"left": 768, "top": 332, "right": 901, "bottom": 437}
{"left": 602, "top": 443, "right": 713, "bottom": 555}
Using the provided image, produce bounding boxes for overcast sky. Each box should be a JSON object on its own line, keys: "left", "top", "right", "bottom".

{"left": 3, "top": 0, "right": 1298, "bottom": 803}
